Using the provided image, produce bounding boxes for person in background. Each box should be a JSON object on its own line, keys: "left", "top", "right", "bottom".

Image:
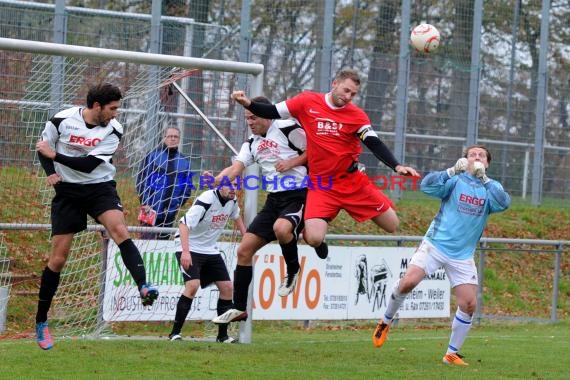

{"left": 136, "top": 126, "right": 192, "bottom": 240}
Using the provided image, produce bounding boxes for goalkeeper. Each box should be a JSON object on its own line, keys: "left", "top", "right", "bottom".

{"left": 372, "top": 145, "right": 510, "bottom": 366}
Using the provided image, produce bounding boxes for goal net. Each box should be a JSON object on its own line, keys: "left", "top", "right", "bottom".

{"left": 0, "top": 38, "right": 262, "bottom": 339}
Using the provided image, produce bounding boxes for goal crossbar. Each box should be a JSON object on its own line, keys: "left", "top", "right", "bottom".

{"left": 0, "top": 37, "right": 264, "bottom": 76}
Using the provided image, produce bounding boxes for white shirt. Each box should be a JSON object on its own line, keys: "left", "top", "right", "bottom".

{"left": 41, "top": 107, "right": 121, "bottom": 184}
{"left": 174, "top": 190, "right": 240, "bottom": 255}
{"left": 234, "top": 119, "right": 307, "bottom": 192}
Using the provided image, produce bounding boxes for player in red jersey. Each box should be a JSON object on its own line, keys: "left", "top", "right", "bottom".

{"left": 231, "top": 69, "right": 419, "bottom": 258}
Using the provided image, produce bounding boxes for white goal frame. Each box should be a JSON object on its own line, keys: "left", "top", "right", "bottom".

{"left": 0, "top": 36, "right": 263, "bottom": 343}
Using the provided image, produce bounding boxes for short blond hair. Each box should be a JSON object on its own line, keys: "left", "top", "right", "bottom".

{"left": 334, "top": 68, "right": 361, "bottom": 85}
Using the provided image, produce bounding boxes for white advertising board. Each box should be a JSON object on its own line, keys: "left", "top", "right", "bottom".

{"left": 103, "top": 241, "right": 450, "bottom": 321}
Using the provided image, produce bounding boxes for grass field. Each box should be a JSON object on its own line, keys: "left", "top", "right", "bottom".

{"left": 1, "top": 320, "right": 568, "bottom": 379}
{"left": 1, "top": 166, "right": 569, "bottom": 378}
{"left": 1, "top": 169, "right": 569, "bottom": 333}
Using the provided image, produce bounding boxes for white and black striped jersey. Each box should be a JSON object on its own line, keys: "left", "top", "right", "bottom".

{"left": 235, "top": 119, "right": 307, "bottom": 192}
{"left": 41, "top": 106, "right": 122, "bottom": 184}
{"left": 174, "top": 190, "right": 240, "bottom": 255}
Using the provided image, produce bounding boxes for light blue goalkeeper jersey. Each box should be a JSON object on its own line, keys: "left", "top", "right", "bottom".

{"left": 420, "top": 170, "right": 511, "bottom": 260}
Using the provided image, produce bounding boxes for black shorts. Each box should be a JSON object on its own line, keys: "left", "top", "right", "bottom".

{"left": 247, "top": 188, "right": 307, "bottom": 242}
{"left": 50, "top": 181, "right": 123, "bottom": 235}
{"left": 175, "top": 251, "right": 231, "bottom": 288}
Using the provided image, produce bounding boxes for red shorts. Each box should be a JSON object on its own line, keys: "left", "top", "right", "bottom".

{"left": 304, "top": 171, "right": 395, "bottom": 222}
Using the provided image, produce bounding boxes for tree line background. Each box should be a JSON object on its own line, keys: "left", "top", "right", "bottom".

{"left": 1, "top": 0, "right": 569, "bottom": 201}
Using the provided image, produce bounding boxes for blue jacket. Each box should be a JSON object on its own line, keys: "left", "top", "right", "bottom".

{"left": 136, "top": 145, "right": 192, "bottom": 220}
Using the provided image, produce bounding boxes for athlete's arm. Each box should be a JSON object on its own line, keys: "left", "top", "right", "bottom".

{"left": 234, "top": 216, "right": 247, "bottom": 236}
{"left": 36, "top": 138, "right": 103, "bottom": 173}
{"left": 54, "top": 153, "right": 103, "bottom": 173}
{"left": 178, "top": 222, "right": 192, "bottom": 269}
{"left": 275, "top": 151, "right": 307, "bottom": 173}
{"left": 38, "top": 153, "right": 57, "bottom": 176}
{"left": 420, "top": 170, "right": 456, "bottom": 199}
{"left": 358, "top": 127, "right": 400, "bottom": 171}
{"left": 485, "top": 180, "right": 511, "bottom": 213}
{"left": 246, "top": 100, "right": 282, "bottom": 119}
{"left": 214, "top": 161, "right": 246, "bottom": 186}
{"left": 359, "top": 126, "right": 419, "bottom": 176}
{"left": 36, "top": 138, "right": 61, "bottom": 183}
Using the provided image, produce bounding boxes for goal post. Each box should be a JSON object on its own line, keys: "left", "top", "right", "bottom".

{"left": 0, "top": 37, "right": 262, "bottom": 340}
{"left": 0, "top": 37, "right": 264, "bottom": 79}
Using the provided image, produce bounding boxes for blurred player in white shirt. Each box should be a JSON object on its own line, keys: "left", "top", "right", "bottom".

{"left": 169, "top": 179, "right": 246, "bottom": 343}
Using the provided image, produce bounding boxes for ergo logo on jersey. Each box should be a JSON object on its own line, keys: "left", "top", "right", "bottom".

{"left": 459, "top": 193, "right": 485, "bottom": 206}
{"left": 257, "top": 139, "right": 279, "bottom": 151}
{"left": 211, "top": 214, "right": 229, "bottom": 223}
{"left": 69, "top": 134, "right": 101, "bottom": 146}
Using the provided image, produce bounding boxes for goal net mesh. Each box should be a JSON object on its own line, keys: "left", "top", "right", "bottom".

{"left": 0, "top": 48, "right": 252, "bottom": 339}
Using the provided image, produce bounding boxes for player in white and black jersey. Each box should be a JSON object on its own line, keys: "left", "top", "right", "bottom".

{"left": 169, "top": 180, "right": 246, "bottom": 343}
{"left": 34, "top": 83, "right": 158, "bottom": 350}
{"left": 212, "top": 96, "right": 311, "bottom": 325}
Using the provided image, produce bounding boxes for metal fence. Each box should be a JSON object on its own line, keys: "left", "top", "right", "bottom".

{"left": 319, "top": 234, "right": 566, "bottom": 323}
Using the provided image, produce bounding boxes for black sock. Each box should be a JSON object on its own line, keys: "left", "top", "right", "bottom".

{"left": 170, "top": 294, "right": 193, "bottom": 336}
{"left": 36, "top": 266, "right": 61, "bottom": 323}
{"left": 217, "top": 298, "right": 233, "bottom": 338}
{"left": 279, "top": 238, "right": 300, "bottom": 275}
{"left": 118, "top": 239, "right": 147, "bottom": 289}
{"left": 233, "top": 265, "right": 253, "bottom": 311}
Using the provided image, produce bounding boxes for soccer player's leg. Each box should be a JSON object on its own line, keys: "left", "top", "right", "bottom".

{"left": 443, "top": 266, "right": 478, "bottom": 366}
{"left": 215, "top": 276, "right": 236, "bottom": 342}
{"left": 213, "top": 232, "right": 265, "bottom": 324}
{"left": 303, "top": 188, "right": 338, "bottom": 259}
{"left": 169, "top": 253, "right": 199, "bottom": 340}
{"left": 92, "top": 185, "right": 159, "bottom": 306}
{"left": 205, "top": 255, "right": 239, "bottom": 341}
{"left": 98, "top": 209, "right": 159, "bottom": 305}
{"left": 276, "top": 222, "right": 301, "bottom": 297}
{"left": 275, "top": 191, "right": 306, "bottom": 296}
{"left": 35, "top": 219, "right": 74, "bottom": 350}
{"left": 373, "top": 247, "right": 430, "bottom": 348}
{"left": 36, "top": 263, "right": 63, "bottom": 350}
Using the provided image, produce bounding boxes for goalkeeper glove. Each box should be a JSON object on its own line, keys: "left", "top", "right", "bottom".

{"left": 447, "top": 158, "right": 468, "bottom": 177}
{"left": 473, "top": 161, "right": 490, "bottom": 184}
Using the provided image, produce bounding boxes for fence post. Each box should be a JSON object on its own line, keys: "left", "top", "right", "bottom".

{"left": 95, "top": 231, "right": 111, "bottom": 336}
{"left": 0, "top": 286, "right": 7, "bottom": 332}
{"left": 49, "top": 0, "right": 66, "bottom": 117}
{"left": 0, "top": 258, "right": 11, "bottom": 333}
{"left": 551, "top": 243, "right": 562, "bottom": 322}
{"left": 475, "top": 241, "right": 486, "bottom": 324}
{"left": 531, "top": 0, "right": 551, "bottom": 206}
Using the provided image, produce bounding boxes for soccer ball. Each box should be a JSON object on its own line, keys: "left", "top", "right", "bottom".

{"left": 410, "top": 24, "right": 440, "bottom": 53}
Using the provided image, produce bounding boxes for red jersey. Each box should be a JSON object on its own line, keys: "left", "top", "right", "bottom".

{"left": 276, "top": 91, "right": 371, "bottom": 179}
